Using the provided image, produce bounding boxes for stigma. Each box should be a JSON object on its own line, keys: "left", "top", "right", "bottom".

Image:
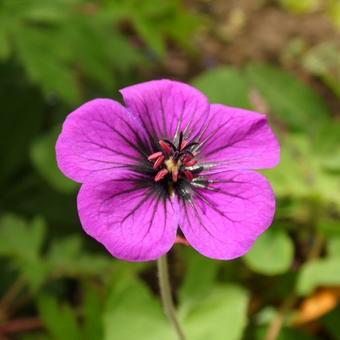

{"left": 147, "top": 132, "right": 198, "bottom": 183}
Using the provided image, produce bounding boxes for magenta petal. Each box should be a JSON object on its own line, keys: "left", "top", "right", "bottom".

{"left": 198, "top": 104, "right": 280, "bottom": 171}
{"left": 77, "top": 179, "right": 178, "bottom": 261}
{"left": 178, "top": 171, "right": 275, "bottom": 260}
{"left": 120, "top": 80, "right": 210, "bottom": 141}
{"left": 56, "top": 99, "right": 148, "bottom": 184}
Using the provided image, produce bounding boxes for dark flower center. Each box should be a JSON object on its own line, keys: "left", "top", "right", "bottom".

{"left": 147, "top": 131, "right": 199, "bottom": 186}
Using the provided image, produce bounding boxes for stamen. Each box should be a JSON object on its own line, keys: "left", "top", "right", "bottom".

{"left": 182, "top": 154, "right": 193, "bottom": 163}
{"left": 153, "top": 155, "right": 165, "bottom": 169}
{"left": 183, "top": 159, "right": 197, "bottom": 167}
{"left": 159, "top": 140, "right": 172, "bottom": 154}
{"left": 160, "top": 139, "right": 176, "bottom": 151}
{"left": 154, "top": 168, "right": 168, "bottom": 182}
{"left": 148, "top": 131, "right": 200, "bottom": 185}
{"left": 184, "top": 170, "right": 194, "bottom": 181}
{"left": 147, "top": 151, "right": 162, "bottom": 161}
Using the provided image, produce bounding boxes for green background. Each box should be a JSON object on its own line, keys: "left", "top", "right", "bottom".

{"left": 1, "top": 0, "right": 340, "bottom": 339}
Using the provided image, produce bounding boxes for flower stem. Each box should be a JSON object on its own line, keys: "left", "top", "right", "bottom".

{"left": 157, "top": 255, "right": 186, "bottom": 340}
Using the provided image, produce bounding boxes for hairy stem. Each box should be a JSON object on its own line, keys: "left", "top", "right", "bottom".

{"left": 157, "top": 255, "right": 186, "bottom": 340}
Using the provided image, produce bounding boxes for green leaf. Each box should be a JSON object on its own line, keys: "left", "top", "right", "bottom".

{"left": 302, "top": 42, "right": 340, "bottom": 97}
{"left": 21, "top": 260, "right": 49, "bottom": 292}
{"left": 14, "top": 26, "right": 80, "bottom": 102}
{"left": 312, "top": 121, "right": 340, "bottom": 172}
{"left": 0, "top": 215, "right": 45, "bottom": 261}
{"left": 82, "top": 286, "right": 104, "bottom": 340}
{"left": 47, "top": 236, "right": 111, "bottom": 278}
{"left": 104, "top": 279, "right": 172, "bottom": 340}
{"left": 245, "top": 63, "right": 331, "bottom": 131}
{"left": 0, "top": 27, "right": 10, "bottom": 60}
{"left": 179, "top": 248, "right": 220, "bottom": 303}
{"left": 263, "top": 136, "right": 312, "bottom": 198}
{"left": 322, "top": 306, "right": 340, "bottom": 340}
{"left": 278, "top": 0, "right": 321, "bottom": 14}
{"left": 59, "top": 17, "right": 117, "bottom": 90}
{"left": 181, "top": 284, "right": 249, "bottom": 340}
{"left": 0, "top": 215, "right": 48, "bottom": 290}
{"left": 38, "top": 295, "right": 81, "bottom": 340}
{"left": 318, "top": 220, "right": 340, "bottom": 238}
{"left": 105, "top": 278, "right": 249, "bottom": 340}
{"left": 265, "top": 134, "right": 340, "bottom": 208}
{"left": 30, "top": 126, "right": 77, "bottom": 193}
{"left": 327, "top": 237, "right": 340, "bottom": 257}
{"left": 192, "top": 66, "right": 251, "bottom": 108}
{"left": 329, "top": 0, "right": 340, "bottom": 29}
{"left": 297, "top": 258, "right": 340, "bottom": 295}
{"left": 0, "top": 62, "right": 45, "bottom": 187}
{"left": 133, "top": 16, "right": 166, "bottom": 57}
{"left": 244, "top": 228, "right": 294, "bottom": 275}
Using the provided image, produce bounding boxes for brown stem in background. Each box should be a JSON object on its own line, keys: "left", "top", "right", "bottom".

{"left": 0, "top": 276, "right": 26, "bottom": 315}
{"left": 0, "top": 317, "right": 43, "bottom": 335}
{"left": 265, "top": 295, "right": 297, "bottom": 340}
{"left": 265, "top": 233, "right": 325, "bottom": 340}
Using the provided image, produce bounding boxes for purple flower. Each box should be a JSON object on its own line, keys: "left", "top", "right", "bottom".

{"left": 56, "top": 80, "right": 280, "bottom": 261}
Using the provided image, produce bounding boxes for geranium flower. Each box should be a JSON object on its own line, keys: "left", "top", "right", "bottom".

{"left": 56, "top": 80, "right": 280, "bottom": 261}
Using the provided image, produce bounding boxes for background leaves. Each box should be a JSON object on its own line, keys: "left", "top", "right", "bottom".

{"left": 1, "top": 0, "right": 340, "bottom": 339}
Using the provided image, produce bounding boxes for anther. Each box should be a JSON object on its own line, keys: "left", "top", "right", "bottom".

{"left": 184, "top": 170, "right": 194, "bottom": 181}
{"left": 159, "top": 140, "right": 172, "bottom": 154}
{"left": 154, "top": 168, "right": 168, "bottom": 182}
{"left": 182, "top": 154, "right": 194, "bottom": 163}
{"left": 183, "top": 159, "right": 197, "bottom": 167}
{"left": 153, "top": 155, "right": 165, "bottom": 169}
{"left": 148, "top": 151, "right": 162, "bottom": 161}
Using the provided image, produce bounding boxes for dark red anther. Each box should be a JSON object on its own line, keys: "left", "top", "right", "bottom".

{"left": 148, "top": 131, "right": 199, "bottom": 184}
{"left": 159, "top": 140, "right": 172, "bottom": 154}
{"left": 182, "top": 154, "right": 194, "bottom": 163}
{"left": 153, "top": 155, "right": 165, "bottom": 169}
{"left": 154, "top": 168, "right": 168, "bottom": 182}
{"left": 148, "top": 151, "right": 162, "bottom": 161}
{"left": 184, "top": 170, "right": 194, "bottom": 181}
{"left": 183, "top": 159, "right": 197, "bottom": 167}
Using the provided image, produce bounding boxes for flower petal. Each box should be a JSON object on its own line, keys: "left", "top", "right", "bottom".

{"left": 77, "top": 179, "right": 178, "bottom": 261}
{"left": 120, "top": 80, "right": 210, "bottom": 144}
{"left": 56, "top": 99, "right": 149, "bottom": 183}
{"left": 178, "top": 171, "right": 275, "bottom": 260}
{"left": 197, "top": 104, "right": 280, "bottom": 171}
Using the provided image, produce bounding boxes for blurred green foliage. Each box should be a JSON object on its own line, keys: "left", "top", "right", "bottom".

{"left": 0, "top": 1, "right": 340, "bottom": 339}
{"left": 0, "top": 0, "right": 198, "bottom": 103}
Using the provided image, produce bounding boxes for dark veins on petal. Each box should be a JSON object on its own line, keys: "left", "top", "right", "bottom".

{"left": 118, "top": 120, "right": 221, "bottom": 203}
{"left": 112, "top": 100, "right": 235, "bottom": 203}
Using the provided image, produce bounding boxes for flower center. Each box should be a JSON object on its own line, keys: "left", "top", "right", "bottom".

{"left": 147, "top": 132, "right": 198, "bottom": 183}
